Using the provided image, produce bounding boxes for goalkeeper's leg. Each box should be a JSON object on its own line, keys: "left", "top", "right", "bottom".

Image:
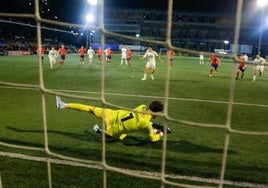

{"left": 65, "top": 103, "right": 108, "bottom": 120}
{"left": 56, "top": 95, "right": 106, "bottom": 119}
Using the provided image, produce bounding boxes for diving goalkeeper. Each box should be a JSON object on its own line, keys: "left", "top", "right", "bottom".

{"left": 56, "top": 96, "right": 165, "bottom": 142}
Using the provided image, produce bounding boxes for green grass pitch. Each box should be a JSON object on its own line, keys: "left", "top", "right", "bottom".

{"left": 0, "top": 53, "right": 267, "bottom": 187}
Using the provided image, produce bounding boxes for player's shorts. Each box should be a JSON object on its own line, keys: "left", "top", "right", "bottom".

{"left": 61, "top": 55, "right": 65, "bottom": 60}
{"left": 169, "top": 58, "right": 173, "bottom": 62}
{"left": 256, "top": 65, "right": 264, "bottom": 72}
{"left": 211, "top": 63, "right": 218, "bottom": 69}
{"left": 239, "top": 66, "right": 246, "bottom": 72}
{"left": 49, "top": 58, "right": 56, "bottom": 65}
{"left": 121, "top": 54, "right": 127, "bottom": 59}
{"left": 107, "top": 55, "right": 112, "bottom": 60}
{"left": 88, "top": 55, "right": 93, "bottom": 59}
{"left": 80, "top": 55, "right": 84, "bottom": 58}
{"left": 127, "top": 58, "right": 131, "bottom": 61}
{"left": 145, "top": 61, "right": 156, "bottom": 68}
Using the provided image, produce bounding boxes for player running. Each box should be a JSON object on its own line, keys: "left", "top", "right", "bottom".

{"left": 48, "top": 46, "right": 58, "bottom": 69}
{"left": 78, "top": 46, "right": 86, "bottom": 64}
{"left": 166, "top": 48, "right": 175, "bottom": 68}
{"left": 36, "top": 46, "right": 45, "bottom": 64}
{"left": 208, "top": 54, "right": 221, "bottom": 77}
{"left": 252, "top": 53, "right": 266, "bottom": 81}
{"left": 126, "top": 48, "right": 132, "bottom": 66}
{"left": 199, "top": 52, "right": 204, "bottom": 64}
{"left": 104, "top": 47, "right": 112, "bottom": 63}
{"left": 56, "top": 96, "right": 165, "bottom": 142}
{"left": 96, "top": 47, "right": 102, "bottom": 63}
{"left": 58, "top": 45, "right": 67, "bottom": 66}
{"left": 235, "top": 54, "right": 246, "bottom": 80}
{"left": 141, "top": 47, "right": 163, "bottom": 81}
{"left": 120, "top": 46, "right": 127, "bottom": 65}
{"left": 87, "top": 46, "right": 95, "bottom": 64}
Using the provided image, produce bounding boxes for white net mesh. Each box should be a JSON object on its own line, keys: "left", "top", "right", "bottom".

{"left": 0, "top": 0, "right": 267, "bottom": 187}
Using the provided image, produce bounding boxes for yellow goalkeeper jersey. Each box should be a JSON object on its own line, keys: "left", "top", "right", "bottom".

{"left": 104, "top": 104, "right": 161, "bottom": 142}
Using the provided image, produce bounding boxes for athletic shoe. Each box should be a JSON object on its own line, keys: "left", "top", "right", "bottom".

{"left": 141, "top": 77, "right": 146, "bottom": 81}
{"left": 93, "top": 124, "right": 102, "bottom": 134}
{"left": 56, "top": 95, "right": 67, "bottom": 109}
{"left": 151, "top": 74, "right": 154, "bottom": 80}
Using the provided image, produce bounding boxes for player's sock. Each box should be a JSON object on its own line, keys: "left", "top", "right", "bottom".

{"left": 236, "top": 72, "right": 239, "bottom": 79}
{"left": 151, "top": 74, "right": 154, "bottom": 80}
{"left": 142, "top": 74, "right": 147, "bottom": 80}
{"left": 119, "top": 134, "right": 127, "bottom": 140}
{"left": 93, "top": 124, "right": 102, "bottom": 134}
{"left": 253, "top": 75, "right": 256, "bottom": 81}
{"left": 56, "top": 96, "right": 67, "bottom": 109}
{"left": 209, "top": 69, "right": 213, "bottom": 76}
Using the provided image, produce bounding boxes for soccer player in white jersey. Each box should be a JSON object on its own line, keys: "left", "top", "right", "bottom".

{"left": 87, "top": 46, "right": 95, "bottom": 64}
{"left": 252, "top": 53, "right": 266, "bottom": 81}
{"left": 48, "top": 46, "right": 58, "bottom": 69}
{"left": 199, "top": 52, "right": 204, "bottom": 64}
{"left": 120, "top": 46, "right": 127, "bottom": 65}
{"left": 140, "top": 47, "right": 163, "bottom": 80}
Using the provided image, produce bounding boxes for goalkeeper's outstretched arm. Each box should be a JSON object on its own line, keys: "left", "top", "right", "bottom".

{"left": 152, "top": 123, "right": 171, "bottom": 134}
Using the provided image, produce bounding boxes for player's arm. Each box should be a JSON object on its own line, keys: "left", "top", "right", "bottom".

{"left": 140, "top": 54, "right": 146, "bottom": 60}
{"left": 217, "top": 57, "right": 221, "bottom": 66}
{"left": 140, "top": 121, "right": 162, "bottom": 142}
{"left": 157, "top": 55, "right": 164, "bottom": 63}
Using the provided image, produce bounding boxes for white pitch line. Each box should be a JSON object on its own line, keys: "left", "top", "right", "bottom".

{"left": 1, "top": 85, "right": 268, "bottom": 108}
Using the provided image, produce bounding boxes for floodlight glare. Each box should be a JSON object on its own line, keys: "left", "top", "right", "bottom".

{"left": 87, "top": 0, "right": 97, "bottom": 5}
{"left": 86, "top": 13, "right": 94, "bottom": 23}
{"left": 224, "top": 40, "right": 229, "bottom": 44}
{"left": 257, "top": 0, "right": 268, "bottom": 7}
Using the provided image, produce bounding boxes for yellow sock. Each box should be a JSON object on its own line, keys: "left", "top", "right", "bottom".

{"left": 67, "top": 103, "right": 92, "bottom": 112}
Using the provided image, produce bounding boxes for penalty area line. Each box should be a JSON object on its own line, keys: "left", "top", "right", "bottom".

{"left": 0, "top": 85, "right": 267, "bottom": 108}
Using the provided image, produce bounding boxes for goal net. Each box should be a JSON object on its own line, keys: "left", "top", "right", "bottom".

{"left": 0, "top": 0, "right": 267, "bottom": 187}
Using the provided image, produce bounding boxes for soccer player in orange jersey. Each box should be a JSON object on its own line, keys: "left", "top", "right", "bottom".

{"left": 78, "top": 46, "right": 86, "bottom": 64}
{"left": 105, "top": 47, "right": 112, "bottom": 63}
{"left": 36, "top": 46, "right": 45, "bottom": 64}
{"left": 235, "top": 54, "right": 246, "bottom": 80}
{"left": 58, "top": 45, "right": 67, "bottom": 66}
{"left": 126, "top": 47, "right": 132, "bottom": 66}
{"left": 166, "top": 48, "right": 175, "bottom": 68}
{"left": 96, "top": 47, "right": 102, "bottom": 63}
{"left": 209, "top": 54, "right": 220, "bottom": 77}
